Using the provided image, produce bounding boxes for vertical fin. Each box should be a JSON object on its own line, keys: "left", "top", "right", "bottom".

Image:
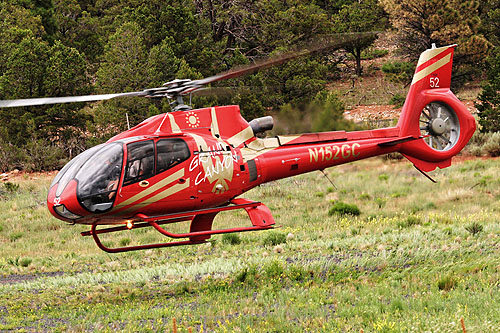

{"left": 410, "top": 44, "right": 456, "bottom": 90}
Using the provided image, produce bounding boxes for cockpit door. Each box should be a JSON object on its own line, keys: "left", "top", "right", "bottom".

{"left": 113, "top": 138, "right": 195, "bottom": 216}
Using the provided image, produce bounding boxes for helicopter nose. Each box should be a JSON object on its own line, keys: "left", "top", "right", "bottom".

{"left": 47, "top": 180, "right": 88, "bottom": 222}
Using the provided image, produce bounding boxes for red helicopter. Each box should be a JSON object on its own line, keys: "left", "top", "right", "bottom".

{"left": 0, "top": 40, "right": 475, "bottom": 253}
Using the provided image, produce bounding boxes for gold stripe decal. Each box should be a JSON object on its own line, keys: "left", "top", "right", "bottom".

{"left": 411, "top": 53, "right": 451, "bottom": 86}
{"left": 210, "top": 107, "right": 220, "bottom": 138}
{"left": 119, "top": 179, "right": 190, "bottom": 214}
{"left": 227, "top": 126, "right": 254, "bottom": 147}
{"left": 114, "top": 169, "right": 184, "bottom": 210}
{"left": 277, "top": 135, "right": 300, "bottom": 145}
{"left": 416, "top": 46, "right": 450, "bottom": 68}
{"left": 189, "top": 133, "right": 209, "bottom": 150}
{"left": 140, "top": 178, "right": 190, "bottom": 205}
{"left": 168, "top": 113, "right": 181, "bottom": 133}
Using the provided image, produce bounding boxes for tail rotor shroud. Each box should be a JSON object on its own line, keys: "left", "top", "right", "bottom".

{"left": 419, "top": 102, "right": 460, "bottom": 151}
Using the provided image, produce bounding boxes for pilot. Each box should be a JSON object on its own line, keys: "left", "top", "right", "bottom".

{"left": 128, "top": 159, "right": 141, "bottom": 178}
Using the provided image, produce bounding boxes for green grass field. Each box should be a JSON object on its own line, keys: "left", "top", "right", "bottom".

{"left": 1, "top": 156, "right": 500, "bottom": 332}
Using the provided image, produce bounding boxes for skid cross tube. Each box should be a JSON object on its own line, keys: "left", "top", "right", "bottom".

{"left": 82, "top": 199, "right": 275, "bottom": 253}
{"left": 149, "top": 222, "right": 273, "bottom": 239}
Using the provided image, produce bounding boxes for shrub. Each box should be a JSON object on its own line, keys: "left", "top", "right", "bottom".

{"left": 465, "top": 222, "right": 483, "bottom": 236}
{"left": 328, "top": 201, "right": 361, "bottom": 216}
{"left": 406, "top": 216, "right": 421, "bottom": 226}
{"left": 382, "top": 61, "right": 414, "bottom": 85}
{"left": 481, "top": 132, "right": 500, "bottom": 157}
{"left": 263, "top": 231, "right": 287, "bottom": 246}
{"left": 358, "top": 193, "right": 371, "bottom": 200}
{"left": 374, "top": 197, "right": 386, "bottom": 209}
{"left": 378, "top": 173, "right": 389, "bottom": 181}
{"left": 437, "top": 275, "right": 456, "bottom": 291}
{"left": 463, "top": 130, "right": 489, "bottom": 156}
{"left": 389, "top": 93, "right": 406, "bottom": 108}
{"left": 19, "top": 257, "right": 32, "bottom": 267}
{"left": 273, "top": 91, "right": 361, "bottom": 135}
{"left": 0, "top": 139, "right": 24, "bottom": 172}
{"left": 235, "top": 266, "right": 258, "bottom": 284}
{"left": 119, "top": 238, "right": 131, "bottom": 247}
{"left": 264, "top": 261, "right": 284, "bottom": 279}
{"left": 4, "top": 182, "right": 19, "bottom": 193}
{"left": 23, "top": 138, "right": 66, "bottom": 172}
{"left": 443, "top": 227, "right": 453, "bottom": 235}
{"left": 286, "top": 265, "right": 307, "bottom": 281}
{"left": 9, "top": 232, "right": 23, "bottom": 242}
{"left": 397, "top": 215, "right": 421, "bottom": 228}
{"left": 390, "top": 298, "right": 405, "bottom": 311}
{"left": 361, "top": 48, "right": 389, "bottom": 60}
{"left": 222, "top": 233, "right": 241, "bottom": 245}
{"left": 175, "top": 281, "right": 192, "bottom": 294}
{"left": 8, "top": 257, "right": 20, "bottom": 266}
{"left": 424, "top": 202, "right": 436, "bottom": 209}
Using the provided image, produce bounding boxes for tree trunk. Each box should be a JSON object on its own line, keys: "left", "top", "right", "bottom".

{"left": 355, "top": 48, "right": 362, "bottom": 76}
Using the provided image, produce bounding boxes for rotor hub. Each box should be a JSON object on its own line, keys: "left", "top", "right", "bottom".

{"left": 429, "top": 118, "right": 447, "bottom": 136}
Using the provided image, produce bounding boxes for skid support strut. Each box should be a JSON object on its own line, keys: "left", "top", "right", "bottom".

{"left": 82, "top": 199, "right": 275, "bottom": 253}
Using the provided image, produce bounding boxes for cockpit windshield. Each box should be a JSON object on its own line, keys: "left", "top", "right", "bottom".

{"left": 50, "top": 137, "right": 190, "bottom": 215}
{"left": 51, "top": 144, "right": 105, "bottom": 197}
{"left": 75, "top": 143, "right": 123, "bottom": 213}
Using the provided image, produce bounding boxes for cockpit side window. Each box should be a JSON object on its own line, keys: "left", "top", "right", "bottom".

{"left": 124, "top": 140, "right": 155, "bottom": 186}
{"left": 156, "top": 139, "right": 190, "bottom": 174}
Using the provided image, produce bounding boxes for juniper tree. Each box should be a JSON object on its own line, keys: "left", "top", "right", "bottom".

{"left": 382, "top": 0, "right": 490, "bottom": 85}
{"left": 476, "top": 48, "right": 500, "bottom": 132}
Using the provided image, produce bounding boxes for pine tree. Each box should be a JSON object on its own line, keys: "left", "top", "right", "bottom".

{"left": 476, "top": 48, "right": 500, "bottom": 132}
{"left": 382, "top": 0, "right": 490, "bottom": 84}
{"left": 333, "top": 0, "right": 387, "bottom": 76}
{"left": 94, "top": 22, "right": 157, "bottom": 132}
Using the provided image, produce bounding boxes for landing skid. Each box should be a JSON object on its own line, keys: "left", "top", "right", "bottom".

{"left": 81, "top": 199, "right": 275, "bottom": 253}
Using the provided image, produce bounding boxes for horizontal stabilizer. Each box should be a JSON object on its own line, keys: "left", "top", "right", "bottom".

{"left": 402, "top": 154, "right": 451, "bottom": 172}
{"left": 378, "top": 135, "right": 419, "bottom": 147}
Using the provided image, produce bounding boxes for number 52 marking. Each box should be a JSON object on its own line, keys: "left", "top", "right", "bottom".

{"left": 430, "top": 77, "right": 439, "bottom": 88}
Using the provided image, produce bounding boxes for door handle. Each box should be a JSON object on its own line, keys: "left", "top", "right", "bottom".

{"left": 139, "top": 180, "right": 149, "bottom": 187}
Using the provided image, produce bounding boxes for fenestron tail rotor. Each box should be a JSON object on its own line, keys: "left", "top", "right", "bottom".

{"left": 419, "top": 102, "right": 460, "bottom": 151}
{"left": 0, "top": 32, "right": 379, "bottom": 111}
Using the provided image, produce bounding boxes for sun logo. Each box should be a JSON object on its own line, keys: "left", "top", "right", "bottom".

{"left": 185, "top": 111, "right": 200, "bottom": 128}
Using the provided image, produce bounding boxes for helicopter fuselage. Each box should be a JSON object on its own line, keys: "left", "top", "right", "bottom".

{"left": 47, "top": 104, "right": 413, "bottom": 225}
{"left": 0, "top": 43, "right": 476, "bottom": 252}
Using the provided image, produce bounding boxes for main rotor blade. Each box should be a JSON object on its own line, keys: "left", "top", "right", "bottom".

{"left": 0, "top": 91, "right": 146, "bottom": 108}
{"left": 193, "top": 32, "right": 379, "bottom": 87}
{"left": 0, "top": 32, "right": 380, "bottom": 108}
{"left": 192, "top": 86, "right": 263, "bottom": 97}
